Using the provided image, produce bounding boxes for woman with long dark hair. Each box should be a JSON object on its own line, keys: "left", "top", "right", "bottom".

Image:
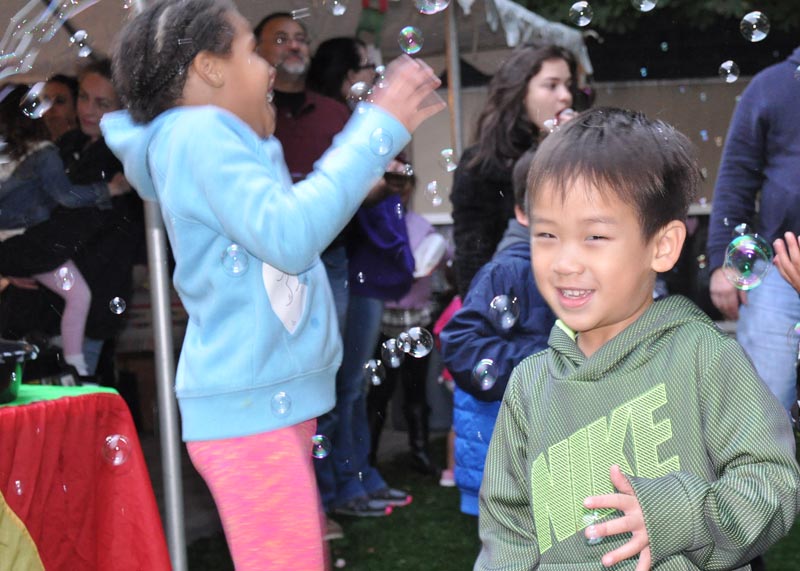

{"left": 451, "top": 45, "right": 578, "bottom": 298}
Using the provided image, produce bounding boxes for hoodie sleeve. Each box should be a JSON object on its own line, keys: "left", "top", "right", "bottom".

{"left": 628, "top": 336, "right": 800, "bottom": 569}
{"left": 475, "top": 373, "right": 542, "bottom": 571}
{"left": 158, "top": 105, "right": 410, "bottom": 276}
{"left": 706, "top": 78, "right": 766, "bottom": 271}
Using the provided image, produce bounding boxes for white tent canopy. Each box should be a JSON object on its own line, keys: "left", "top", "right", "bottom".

{"left": 0, "top": 0, "right": 591, "bottom": 80}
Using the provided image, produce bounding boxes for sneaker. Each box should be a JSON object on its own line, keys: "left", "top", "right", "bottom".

{"left": 439, "top": 469, "right": 455, "bottom": 487}
{"left": 332, "top": 497, "right": 392, "bottom": 517}
{"left": 369, "top": 487, "right": 412, "bottom": 507}
{"left": 324, "top": 517, "right": 344, "bottom": 541}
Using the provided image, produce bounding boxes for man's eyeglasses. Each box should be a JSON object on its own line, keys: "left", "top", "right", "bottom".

{"left": 273, "top": 33, "right": 310, "bottom": 46}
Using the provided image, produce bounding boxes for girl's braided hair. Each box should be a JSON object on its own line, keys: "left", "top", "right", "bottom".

{"left": 112, "top": 0, "right": 236, "bottom": 124}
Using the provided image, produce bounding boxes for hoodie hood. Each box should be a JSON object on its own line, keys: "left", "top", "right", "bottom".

{"left": 100, "top": 109, "right": 163, "bottom": 202}
{"left": 547, "top": 295, "right": 713, "bottom": 383}
{"left": 495, "top": 217, "right": 530, "bottom": 254}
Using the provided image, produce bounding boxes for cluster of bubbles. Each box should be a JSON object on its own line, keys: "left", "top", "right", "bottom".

{"left": 722, "top": 223, "right": 774, "bottom": 291}
{"left": 467, "top": 294, "right": 522, "bottom": 392}
{"left": 102, "top": 434, "right": 131, "bottom": 466}
{"left": 569, "top": 0, "right": 657, "bottom": 27}
{"left": 489, "top": 294, "right": 520, "bottom": 331}
{"left": 423, "top": 149, "right": 459, "bottom": 207}
{"left": 363, "top": 326, "right": 434, "bottom": 386}
{"left": 0, "top": 0, "right": 101, "bottom": 79}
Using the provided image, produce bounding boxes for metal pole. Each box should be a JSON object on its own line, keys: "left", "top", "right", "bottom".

{"left": 131, "top": 2, "right": 187, "bottom": 570}
{"left": 144, "top": 202, "right": 188, "bottom": 571}
{"left": 444, "top": 2, "right": 463, "bottom": 157}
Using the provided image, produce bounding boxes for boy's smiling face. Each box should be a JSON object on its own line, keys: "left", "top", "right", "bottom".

{"left": 530, "top": 178, "right": 673, "bottom": 356}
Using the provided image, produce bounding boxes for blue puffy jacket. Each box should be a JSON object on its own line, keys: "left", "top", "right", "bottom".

{"left": 440, "top": 224, "right": 555, "bottom": 514}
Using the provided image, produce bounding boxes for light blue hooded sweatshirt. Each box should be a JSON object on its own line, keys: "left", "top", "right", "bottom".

{"left": 101, "top": 103, "right": 410, "bottom": 441}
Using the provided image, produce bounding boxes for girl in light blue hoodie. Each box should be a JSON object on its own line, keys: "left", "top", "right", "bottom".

{"left": 100, "top": 0, "right": 444, "bottom": 567}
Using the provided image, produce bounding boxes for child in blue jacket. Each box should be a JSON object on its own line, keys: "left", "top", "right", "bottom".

{"left": 440, "top": 148, "right": 555, "bottom": 515}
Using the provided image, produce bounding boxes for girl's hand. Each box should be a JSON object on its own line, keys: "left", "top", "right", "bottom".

{"left": 369, "top": 55, "right": 446, "bottom": 133}
{"left": 584, "top": 465, "right": 652, "bottom": 571}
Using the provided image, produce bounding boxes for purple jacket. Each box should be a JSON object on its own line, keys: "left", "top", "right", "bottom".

{"left": 346, "top": 194, "right": 415, "bottom": 300}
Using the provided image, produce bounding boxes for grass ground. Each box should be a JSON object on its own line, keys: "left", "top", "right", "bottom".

{"left": 187, "top": 434, "right": 800, "bottom": 570}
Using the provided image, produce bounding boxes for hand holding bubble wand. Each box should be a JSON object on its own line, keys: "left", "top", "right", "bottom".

{"left": 583, "top": 465, "right": 652, "bottom": 571}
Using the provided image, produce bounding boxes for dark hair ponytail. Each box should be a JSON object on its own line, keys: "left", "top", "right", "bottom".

{"left": 112, "top": 0, "right": 236, "bottom": 123}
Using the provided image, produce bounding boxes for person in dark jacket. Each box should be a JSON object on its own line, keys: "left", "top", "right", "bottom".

{"left": 450, "top": 45, "right": 577, "bottom": 299}
{"left": 440, "top": 149, "right": 556, "bottom": 515}
{"left": 707, "top": 45, "right": 800, "bottom": 416}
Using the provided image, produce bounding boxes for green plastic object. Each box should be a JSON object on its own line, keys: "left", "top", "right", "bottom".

{"left": 0, "top": 340, "right": 38, "bottom": 404}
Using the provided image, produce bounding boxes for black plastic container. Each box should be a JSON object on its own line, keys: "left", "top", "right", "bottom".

{"left": 0, "top": 340, "right": 38, "bottom": 404}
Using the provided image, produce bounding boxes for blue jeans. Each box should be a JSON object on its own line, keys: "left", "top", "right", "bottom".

{"left": 321, "top": 245, "right": 349, "bottom": 338}
{"left": 315, "top": 294, "right": 387, "bottom": 510}
{"left": 737, "top": 264, "right": 800, "bottom": 415}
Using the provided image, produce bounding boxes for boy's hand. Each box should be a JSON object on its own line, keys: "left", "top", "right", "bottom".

{"left": 773, "top": 232, "right": 800, "bottom": 294}
{"left": 369, "top": 55, "right": 446, "bottom": 133}
{"left": 584, "top": 465, "right": 652, "bottom": 571}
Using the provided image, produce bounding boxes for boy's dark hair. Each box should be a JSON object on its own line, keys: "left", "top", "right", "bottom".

{"left": 253, "top": 12, "right": 307, "bottom": 45}
{"left": 0, "top": 84, "right": 50, "bottom": 160}
{"left": 468, "top": 44, "right": 577, "bottom": 174}
{"left": 511, "top": 147, "right": 536, "bottom": 211}
{"left": 78, "top": 58, "right": 113, "bottom": 83}
{"left": 307, "top": 37, "right": 366, "bottom": 104}
{"left": 47, "top": 74, "right": 79, "bottom": 102}
{"left": 527, "top": 107, "right": 698, "bottom": 240}
{"left": 112, "top": 0, "right": 236, "bottom": 124}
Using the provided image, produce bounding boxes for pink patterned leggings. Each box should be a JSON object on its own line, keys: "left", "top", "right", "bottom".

{"left": 187, "top": 419, "right": 327, "bottom": 570}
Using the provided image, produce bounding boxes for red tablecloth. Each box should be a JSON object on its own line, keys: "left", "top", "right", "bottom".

{"left": 0, "top": 385, "right": 171, "bottom": 570}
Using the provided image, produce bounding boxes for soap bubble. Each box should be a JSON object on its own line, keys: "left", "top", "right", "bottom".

{"left": 660, "top": 42, "right": 669, "bottom": 52}
{"left": 640, "top": 67, "right": 648, "bottom": 78}
{"left": 69, "top": 30, "right": 92, "bottom": 58}
{"left": 398, "top": 26, "right": 424, "bottom": 54}
{"left": 472, "top": 359, "right": 497, "bottom": 391}
{"left": 19, "top": 82, "right": 51, "bottom": 119}
{"left": 489, "top": 294, "right": 520, "bottom": 331}
{"left": 718, "top": 60, "right": 740, "bottom": 83}
{"left": 348, "top": 81, "right": 372, "bottom": 104}
{"left": 381, "top": 338, "right": 405, "bottom": 368}
{"left": 568, "top": 2, "right": 593, "bottom": 27}
{"left": 740, "top": 11, "right": 769, "bottom": 42}
{"left": 311, "top": 434, "right": 332, "bottom": 459}
{"left": 369, "top": 128, "right": 393, "bottom": 156}
{"left": 415, "top": 0, "right": 450, "bottom": 15}
{"left": 102, "top": 434, "right": 131, "bottom": 466}
{"left": 109, "top": 297, "right": 126, "bottom": 315}
{"left": 631, "top": 0, "right": 657, "bottom": 12}
{"left": 722, "top": 234, "right": 774, "bottom": 290}
{"left": 401, "top": 327, "right": 434, "bottom": 358}
{"left": 221, "top": 243, "right": 249, "bottom": 276}
{"left": 55, "top": 266, "right": 75, "bottom": 291}
{"left": 323, "top": 0, "right": 348, "bottom": 16}
{"left": 356, "top": 271, "right": 366, "bottom": 284}
{"left": 438, "top": 148, "right": 458, "bottom": 172}
{"left": 271, "top": 391, "right": 292, "bottom": 417}
{"left": 732, "top": 223, "right": 750, "bottom": 237}
{"left": 373, "top": 65, "right": 387, "bottom": 89}
{"left": 363, "top": 359, "right": 386, "bottom": 386}
{"left": 425, "top": 181, "right": 443, "bottom": 206}
{"left": 583, "top": 510, "right": 604, "bottom": 545}
{"left": 699, "top": 129, "right": 709, "bottom": 142}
